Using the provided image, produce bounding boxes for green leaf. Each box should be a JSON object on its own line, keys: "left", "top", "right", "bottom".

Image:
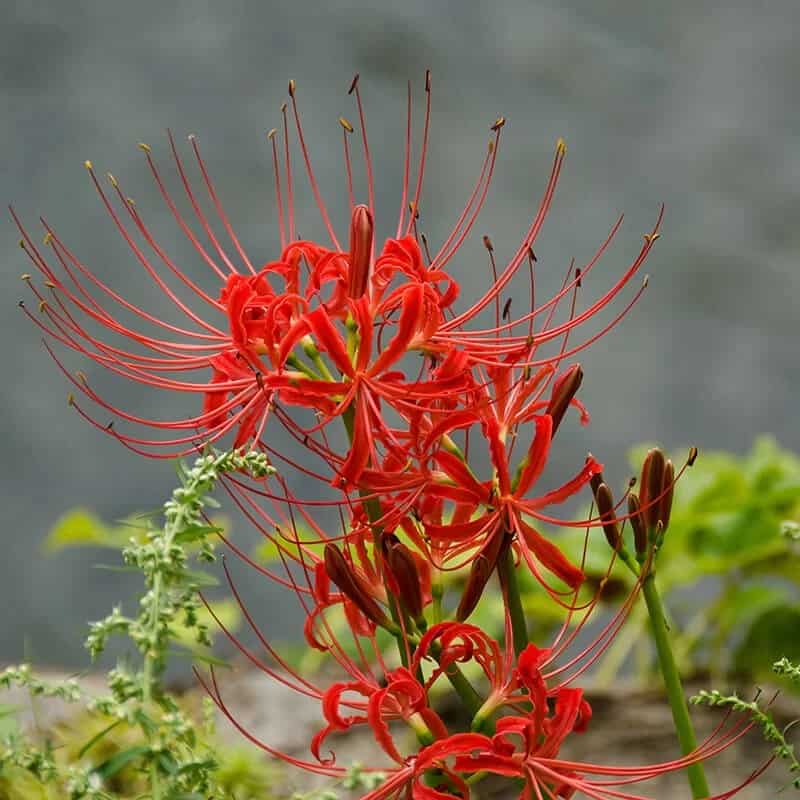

{"left": 173, "top": 524, "right": 222, "bottom": 545}
{"left": 714, "top": 584, "right": 789, "bottom": 643}
{"left": 43, "top": 509, "right": 117, "bottom": 552}
{"left": 77, "top": 719, "right": 123, "bottom": 758}
{"left": 733, "top": 605, "right": 800, "bottom": 680}
{"left": 92, "top": 744, "right": 150, "bottom": 779}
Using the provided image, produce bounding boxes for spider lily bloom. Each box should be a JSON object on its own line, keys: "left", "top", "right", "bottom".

{"left": 418, "top": 368, "right": 601, "bottom": 599}
{"left": 16, "top": 72, "right": 661, "bottom": 483}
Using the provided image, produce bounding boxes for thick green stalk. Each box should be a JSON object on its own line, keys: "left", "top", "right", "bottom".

{"left": 641, "top": 573, "right": 710, "bottom": 799}
{"left": 497, "top": 544, "right": 529, "bottom": 656}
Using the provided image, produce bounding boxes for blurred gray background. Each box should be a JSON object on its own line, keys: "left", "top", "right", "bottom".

{"left": 2, "top": 0, "right": 799, "bottom": 667}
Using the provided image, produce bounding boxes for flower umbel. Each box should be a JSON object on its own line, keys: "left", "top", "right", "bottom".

{"left": 17, "top": 72, "right": 771, "bottom": 799}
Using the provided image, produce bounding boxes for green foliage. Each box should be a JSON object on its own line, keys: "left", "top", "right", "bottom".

{"left": 0, "top": 698, "right": 280, "bottom": 800}
{"left": 0, "top": 450, "right": 278, "bottom": 800}
{"left": 692, "top": 660, "right": 800, "bottom": 790}
{"left": 560, "top": 437, "right": 800, "bottom": 686}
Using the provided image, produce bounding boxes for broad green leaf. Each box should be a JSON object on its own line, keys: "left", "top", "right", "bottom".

{"left": 733, "top": 605, "right": 800, "bottom": 681}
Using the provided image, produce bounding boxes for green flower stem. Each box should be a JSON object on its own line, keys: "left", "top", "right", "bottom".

{"left": 497, "top": 544, "right": 529, "bottom": 656}
{"left": 339, "top": 404, "right": 484, "bottom": 718}
{"left": 641, "top": 572, "right": 710, "bottom": 799}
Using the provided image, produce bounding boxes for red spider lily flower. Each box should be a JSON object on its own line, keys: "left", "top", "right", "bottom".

{"left": 421, "top": 410, "right": 601, "bottom": 598}
{"left": 202, "top": 588, "right": 767, "bottom": 800}
{"left": 310, "top": 666, "right": 449, "bottom": 766}
{"left": 15, "top": 72, "right": 661, "bottom": 486}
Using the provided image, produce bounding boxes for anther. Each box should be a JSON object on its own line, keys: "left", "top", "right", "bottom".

{"left": 502, "top": 298, "right": 512, "bottom": 321}
{"left": 67, "top": 393, "right": 75, "bottom": 406}
{"left": 338, "top": 117, "right": 354, "bottom": 133}
{"left": 482, "top": 235, "right": 493, "bottom": 252}
{"left": 44, "top": 281, "right": 56, "bottom": 289}
{"left": 38, "top": 300, "right": 48, "bottom": 313}
{"left": 43, "top": 232, "right": 53, "bottom": 246}
{"left": 288, "top": 79, "right": 296, "bottom": 97}
{"left": 84, "top": 160, "right": 93, "bottom": 170}
{"left": 491, "top": 117, "right": 506, "bottom": 131}
{"left": 424, "top": 69, "right": 431, "bottom": 92}
{"left": 348, "top": 74, "right": 360, "bottom": 95}
{"left": 556, "top": 138, "right": 567, "bottom": 156}
{"left": 106, "top": 172, "right": 118, "bottom": 188}
{"left": 137, "top": 143, "right": 151, "bottom": 153}
{"left": 687, "top": 446, "right": 698, "bottom": 466}
{"left": 267, "top": 128, "right": 277, "bottom": 140}
{"left": 644, "top": 232, "right": 661, "bottom": 244}
{"left": 20, "top": 274, "right": 31, "bottom": 281}
{"left": 575, "top": 267, "right": 582, "bottom": 288}
{"left": 528, "top": 246, "right": 537, "bottom": 262}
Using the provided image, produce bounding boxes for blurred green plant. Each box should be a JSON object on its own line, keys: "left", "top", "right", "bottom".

{"left": 578, "top": 436, "right": 800, "bottom": 686}
{"left": 0, "top": 450, "right": 280, "bottom": 799}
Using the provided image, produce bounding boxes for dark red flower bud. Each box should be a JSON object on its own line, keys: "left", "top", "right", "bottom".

{"left": 456, "top": 533, "right": 510, "bottom": 622}
{"left": 546, "top": 364, "right": 583, "bottom": 434}
{"left": 382, "top": 535, "right": 423, "bottom": 619}
{"left": 639, "top": 447, "right": 666, "bottom": 530}
{"left": 323, "top": 543, "right": 390, "bottom": 629}
{"left": 347, "top": 204, "right": 373, "bottom": 299}
{"left": 588, "top": 460, "right": 604, "bottom": 497}
{"left": 659, "top": 459, "right": 675, "bottom": 533}
{"left": 594, "top": 482, "right": 620, "bottom": 550}
{"left": 628, "top": 493, "right": 647, "bottom": 555}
